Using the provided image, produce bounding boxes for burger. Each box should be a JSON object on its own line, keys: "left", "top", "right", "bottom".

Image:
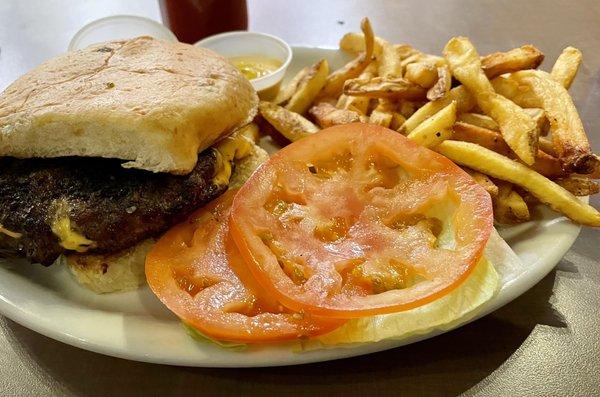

{"left": 0, "top": 36, "right": 267, "bottom": 293}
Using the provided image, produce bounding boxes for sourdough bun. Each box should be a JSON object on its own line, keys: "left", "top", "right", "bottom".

{"left": 0, "top": 36, "right": 258, "bottom": 174}
{"left": 66, "top": 143, "right": 269, "bottom": 293}
{"left": 67, "top": 239, "right": 154, "bottom": 294}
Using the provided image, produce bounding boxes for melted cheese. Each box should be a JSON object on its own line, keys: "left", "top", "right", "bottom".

{"left": 50, "top": 202, "right": 96, "bottom": 252}
{"left": 212, "top": 126, "right": 257, "bottom": 186}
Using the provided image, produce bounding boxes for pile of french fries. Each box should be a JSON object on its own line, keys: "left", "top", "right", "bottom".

{"left": 257, "top": 18, "right": 600, "bottom": 227}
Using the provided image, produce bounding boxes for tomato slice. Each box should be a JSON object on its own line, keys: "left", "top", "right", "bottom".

{"left": 229, "top": 123, "right": 493, "bottom": 318}
{"left": 145, "top": 189, "right": 343, "bottom": 343}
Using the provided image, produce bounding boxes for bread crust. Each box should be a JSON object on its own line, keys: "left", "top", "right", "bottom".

{"left": 0, "top": 36, "right": 258, "bottom": 174}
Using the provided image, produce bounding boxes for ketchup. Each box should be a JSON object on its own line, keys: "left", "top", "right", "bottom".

{"left": 159, "top": 0, "right": 248, "bottom": 44}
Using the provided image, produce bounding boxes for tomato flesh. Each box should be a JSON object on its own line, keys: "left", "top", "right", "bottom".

{"left": 145, "top": 190, "right": 343, "bottom": 343}
{"left": 230, "top": 123, "right": 493, "bottom": 318}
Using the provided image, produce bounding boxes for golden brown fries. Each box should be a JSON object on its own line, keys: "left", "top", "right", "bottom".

{"left": 390, "top": 112, "right": 407, "bottom": 131}
{"left": 427, "top": 65, "right": 451, "bottom": 101}
{"left": 401, "top": 53, "right": 446, "bottom": 69}
{"left": 556, "top": 175, "right": 600, "bottom": 197}
{"left": 236, "top": 122, "right": 260, "bottom": 143}
{"left": 378, "top": 42, "right": 405, "bottom": 78}
{"left": 337, "top": 93, "right": 370, "bottom": 115}
{"left": 463, "top": 168, "right": 499, "bottom": 198}
{"left": 259, "top": 101, "right": 319, "bottom": 142}
{"left": 436, "top": 140, "right": 600, "bottom": 226}
{"left": 398, "top": 101, "right": 418, "bottom": 118}
{"left": 538, "top": 136, "right": 556, "bottom": 157}
{"left": 319, "top": 18, "right": 375, "bottom": 99}
{"left": 493, "top": 70, "right": 599, "bottom": 174}
{"left": 523, "top": 108, "right": 549, "bottom": 136}
{"left": 452, "top": 122, "right": 511, "bottom": 155}
{"left": 265, "top": 19, "right": 599, "bottom": 227}
{"left": 407, "top": 101, "right": 456, "bottom": 148}
{"left": 338, "top": 32, "right": 385, "bottom": 56}
{"left": 444, "top": 37, "right": 538, "bottom": 165}
{"left": 531, "top": 151, "right": 565, "bottom": 179}
{"left": 344, "top": 76, "right": 427, "bottom": 100}
{"left": 452, "top": 122, "right": 564, "bottom": 178}
{"left": 309, "top": 102, "right": 364, "bottom": 128}
{"left": 457, "top": 113, "right": 499, "bottom": 131}
{"left": 400, "top": 85, "right": 476, "bottom": 133}
{"left": 404, "top": 62, "right": 438, "bottom": 88}
{"left": 481, "top": 44, "right": 544, "bottom": 79}
{"left": 551, "top": 46, "right": 582, "bottom": 89}
{"left": 274, "top": 66, "right": 310, "bottom": 105}
{"left": 368, "top": 100, "right": 395, "bottom": 127}
{"left": 285, "top": 59, "right": 330, "bottom": 114}
{"left": 494, "top": 182, "right": 531, "bottom": 224}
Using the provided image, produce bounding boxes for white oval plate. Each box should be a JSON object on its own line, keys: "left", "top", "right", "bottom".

{"left": 0, "top": 47, "right": 582, "bottom": 367}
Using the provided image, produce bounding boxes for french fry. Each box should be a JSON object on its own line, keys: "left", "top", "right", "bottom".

{"left": 551, "top": 46, "right": 582, "bottom": 89}
{"left": 259, "top": 101, "right": 319, "bottom": 142}
{"left": 452, "top": 122, "right": 564, "bottom": 178}
{"left": 336, "top": 94, "right": 350, "bottom": 108}
{"left": 338, "top": 32, "right": 385, "bottom": 56}
{"left": 401, "top": 85, "right": 476, "bottom": 133}
{"left": 369, "top": 100, "right": 395, "bottom": 127}
{"left": 338, "top": 94, "right": 370, "bottom": 115}
{"left": 285, "top": 59, "right": 330, "bottom": 114}
{"left": 339, "top": 32, "right": 365, "bottom": 54}
{"left": 518, "top": 189, "right": 541, "bottom": 206}
{"left": 492, "top": 70, "right": 599, "bottom": 174}
{"left": 407, "top": 101, "right": 456, "bottom": 148}
{"left": 405, "top": 62, "right": 438, "bottom": 88}
{"left": 337, "top": 68, "right": 376, "bottom": 114}
{"left": 435, "top": 140, "right": 600, "bottom": 226}
{"left": 401, "top": 53, "right": 446, "bottom": 69}
{"left": 273, "top": 66, "right": 310, "bottom": 105}
{"left": 390, "top": 112, "right": 407, "bottom": 131}
{"left": 490, "top": 74, "right": 538, "bottom": 107}
{"left": 538, "top": 136, "right": 556, "bottom": 157}
{"left": 236, "top": 122, "right": 260, "bottom": 143}
{"left": 404, "top": 46, "right": 555, "bottom": 134}
{"left": 378, "top": 43, "right": 408, "bottom": 78}
{"left": 309, "top": 102, "right": 365, "bottom": 128}
{"left": 444, "top": 37, "right": 538, "bottom": 165}
{"left": 463, "top": 168, "right": 499, "bottom": 198}
{"left": 344, "top": 76, "right": 427, "bottom": 100}
{"left": 531, "top": 151, "right": 565, "bottom": 179}
{"left": 481, "top": 44, "right": 544, "bottom": 79}
{"left": 427, "top": 65, "right": 452, "bottom": 101}
{"left": 523, "top": 108, "right": 549, "bottom": 136}
{"left": 398, "top": 101, "right": 417, "bottom": 118}
{"left": 556, "top": 175, "right": 600, "bottom": 197}
{"left": 319, "top": 18, "right": 375, "bottom": 99}
{"left": 457, "top": 113, "right": 499, "bottom": 131}
{"left": 452, "top": 122, "right": 511, "bottom": 155}
{"left": 493, "top": 182, "right": 531, "bottom": 224}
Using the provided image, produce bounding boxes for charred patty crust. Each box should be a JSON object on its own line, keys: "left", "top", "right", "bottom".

{"left": 0, "top": 149, "right": 226, "bottom": 265}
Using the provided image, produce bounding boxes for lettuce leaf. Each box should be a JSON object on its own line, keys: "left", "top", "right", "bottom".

{"left": 182, "top": 323, "right": 248, "bottom": 351}
{"left": 297, "top": 229, "right": 523, "bottom": 351}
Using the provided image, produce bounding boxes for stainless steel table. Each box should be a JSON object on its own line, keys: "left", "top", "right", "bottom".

{"left": 0, "top": 1, "right": 598, "bottom": 395}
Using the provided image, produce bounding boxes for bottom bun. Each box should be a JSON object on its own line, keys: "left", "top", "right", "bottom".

{"left": 66, "top": 239, "right": 154, "bottom": 293}
{"left": 66, "top": 143, "right": 269, "bottom": 294}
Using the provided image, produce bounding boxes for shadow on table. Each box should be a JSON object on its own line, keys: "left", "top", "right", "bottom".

{"left": 5, "top": 266, "right": 568, "bottom": 397}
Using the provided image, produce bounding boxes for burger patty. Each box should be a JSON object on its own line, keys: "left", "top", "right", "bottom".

{"left": 0, "top": 150, "right": 226, "bottom": 265}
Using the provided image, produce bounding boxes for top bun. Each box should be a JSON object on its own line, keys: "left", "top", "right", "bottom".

{"left": 0, "top": 36, "right": 258, "bottom": 174}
